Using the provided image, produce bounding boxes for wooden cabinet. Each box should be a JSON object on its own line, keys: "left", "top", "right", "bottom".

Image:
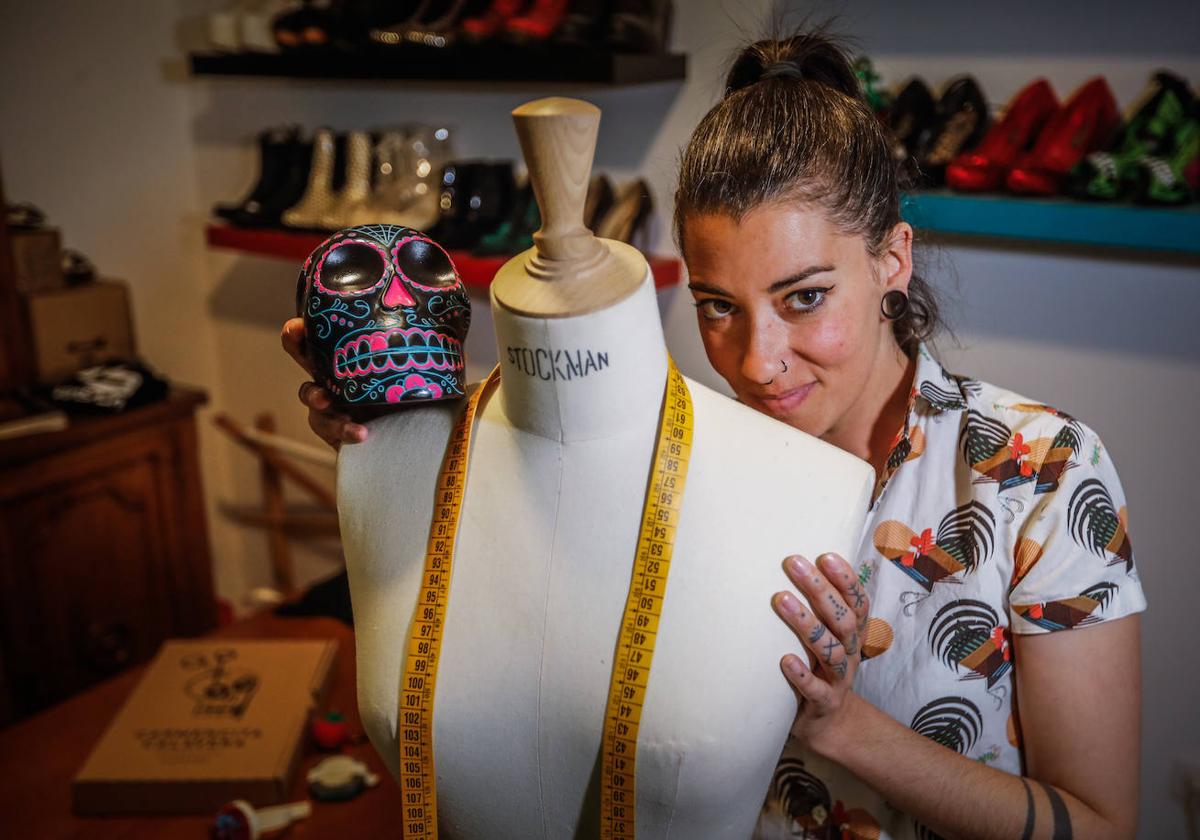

{"left": 0, "top": 389, "right": 216, "bottom": 724}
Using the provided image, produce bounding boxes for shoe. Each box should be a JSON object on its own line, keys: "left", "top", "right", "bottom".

{"left": 240, "top": 1, "right": 298, "bottom": 52}
{"left": 1007, "top": 77, "right": 1121, "bottom": 196}
{"left": 887, "top": 78, "right": 938, "bottom": 165}
{"left": 505, "top": 0, "right": 570, "bottom": 43}
{"left": 1130, "top": 100, "right": 1200, "bottom": 205}
{"left": 283, "top": 128, "right": 347, "bottom": 231}
{"left": 584, "top": 173, "right": 615, "bottom": 231}
{"left": 460, "top": 0, "right": 529, "bottom": 42}
{"left": 351, "top": 124, "right": 454, "bottom": 230}
{"left": 215, "top": 125, "right": 296, "bottom": 222}
{"left": 369, "top": 0, "right": 435, "bottom": 45}
{"left": 472, "top": 175, "right": 539, "bottom": 255}
{"left": 594, "top": 178, "right": 653, "bottom": 248}
{"left": 946, "top": 78, "right": 1059, "bottom": 192}
{"left": 854, "top": 56, "right": 891, "bottom": 115}
{"left": 1065, "top": 71, "right": 1195, "bottom": 201}
{"left": 607, "top": 0, "right": 670, "bottom": 53}
{"left": 219, "top": 127, "right": 315, "bottom": 228}
{"left": 429, "top": 161, "right": 517, "bottom": 249}
{"left": 552, "top": 0, "right": 605, "bottom": 47}
{"left": 272, "top": 0, "right": 340, "bottom": 49}
{"left": 915, "top": 75, "right": 991, "bottom": 187}
{"left": 322, "top": 131, "right": 375, "bottom": 230}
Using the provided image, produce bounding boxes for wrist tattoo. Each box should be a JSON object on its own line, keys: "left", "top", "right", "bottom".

{"left": 1021, "top": 778, "right": 1073, "bottom": 840}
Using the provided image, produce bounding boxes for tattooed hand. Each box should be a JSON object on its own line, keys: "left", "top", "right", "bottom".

{"left": 771, "top": 553, "right": 870, "bottom": 756}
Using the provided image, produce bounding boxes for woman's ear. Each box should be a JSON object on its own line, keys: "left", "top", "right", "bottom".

{"left": 878, "top": 221, "right": 914, "bottom": 294}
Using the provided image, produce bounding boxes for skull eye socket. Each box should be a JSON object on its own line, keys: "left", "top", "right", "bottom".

{"left": 320, "top": 243, "right": 387, "bottom": 294}
{"left": 396, "top": 237, "right": 457, "bottom": 288}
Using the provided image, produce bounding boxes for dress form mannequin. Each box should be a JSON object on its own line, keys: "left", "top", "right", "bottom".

{"left": 337, "top": 98, "right": 875, "bottom": 838}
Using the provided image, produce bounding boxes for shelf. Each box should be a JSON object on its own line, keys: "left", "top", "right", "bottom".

{"left": 205, "top": 225, "right": 682, "bottom": 290}
{"left": 189, "top": 47, "right": 687, "bottom": 86}
{"left": 902, "top": 190, "right": 1200, "bottom": 255}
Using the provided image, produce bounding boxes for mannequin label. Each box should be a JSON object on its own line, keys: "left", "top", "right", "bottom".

{"left": 505, "top": 346, "right": 611, "bottom": 381}
{"left": 399, "top": 358, "right": 694, "bottom": 840}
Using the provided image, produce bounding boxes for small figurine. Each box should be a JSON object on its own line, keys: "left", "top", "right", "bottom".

{"left": 210, "top": 799, "right": 311, "bottom": 840}
{"left": 311, "top": 709, "right": 349, "bottom": 750}
{"left": 296, "top": 224, "right": 472, "bottom": 408}
{"left": 307, "top": 755, "right": 381, "bottom": 802}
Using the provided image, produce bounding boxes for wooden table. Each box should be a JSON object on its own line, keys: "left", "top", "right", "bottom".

{"left": 0, "top": 612, "right": 403, "bottom": 837}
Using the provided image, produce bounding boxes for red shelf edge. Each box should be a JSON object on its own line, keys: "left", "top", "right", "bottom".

{"left": 205, "top": 224, "right": 681, "bottom": 290}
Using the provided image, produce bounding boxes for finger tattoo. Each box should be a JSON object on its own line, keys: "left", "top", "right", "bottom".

{"left": 808, "top": 624, "right": 826, "bottom": 644}
{"left": 828, "top": 593, "right": 848, "bottom": 622}
{"left": 849, "top": 583, "right": 866, "bottom": 610}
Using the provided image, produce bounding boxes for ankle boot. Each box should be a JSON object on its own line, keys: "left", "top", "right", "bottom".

{"left": 215, "top": 125, "right": 297, "bottom": 223}
{"left": 283, "top": 128, "right": 346, "bottom": 231}
{"left": 228, "top": 131, "right": 314, "bottom": 228}
{"left": 322, "top": 131, "right": 375, "bottom": 230}
{"left": 352, "top": 125, "right": 453, "bottom": 230}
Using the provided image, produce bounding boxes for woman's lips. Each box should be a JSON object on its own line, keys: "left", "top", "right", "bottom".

{"left": 752, "top": 382, "right": 816, "bottom": 417}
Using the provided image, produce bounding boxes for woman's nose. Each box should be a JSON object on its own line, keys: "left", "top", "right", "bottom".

{"left": 740, "top": 320, "right": 788, "bottom": 386}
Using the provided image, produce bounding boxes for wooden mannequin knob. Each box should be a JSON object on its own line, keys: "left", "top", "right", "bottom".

{"left": 493, "top": 97, "right": 647, "bottom": 317}
{"left": 513, "top": 97, "right": 607, "bottom": 269}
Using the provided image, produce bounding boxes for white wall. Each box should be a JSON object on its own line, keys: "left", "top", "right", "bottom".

{"left": 2, "top": 0, "right": 1198, "bottom": 835}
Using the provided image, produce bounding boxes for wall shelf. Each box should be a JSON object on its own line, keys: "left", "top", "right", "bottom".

{"left": 902, "top": 190, "right": 1200, "bottom": 255}
{"left": 205, "top": 224, "right": 682, "bottom": 290}
{"left": 189, "top": 47, "right": 687, "bottom": 86}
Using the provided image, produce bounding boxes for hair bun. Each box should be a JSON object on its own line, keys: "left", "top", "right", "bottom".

{"left": 724, "top": 28, "right": 865, "bottom": 105}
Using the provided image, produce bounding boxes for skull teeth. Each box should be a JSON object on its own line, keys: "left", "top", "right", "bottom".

{"left": 333, "top": 327, "right": 463, "bottom": 379}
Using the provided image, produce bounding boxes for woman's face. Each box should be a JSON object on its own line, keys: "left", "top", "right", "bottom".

{"left": 682, "top": 201, "right": 912, "bottom": 439}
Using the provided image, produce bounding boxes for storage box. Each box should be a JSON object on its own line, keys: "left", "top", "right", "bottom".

{"left": 10, "top": 228, "right": 64, "bottom": 293}
{"left": 24, "top": 278, "right": 137, "bottom": 383}
{"left": 72, "top": 638, "right": 338, "bottom": 815}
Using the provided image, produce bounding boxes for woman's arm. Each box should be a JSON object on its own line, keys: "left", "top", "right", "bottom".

{"left": 776, "top": 556, "right": 1141, "bottom": 839}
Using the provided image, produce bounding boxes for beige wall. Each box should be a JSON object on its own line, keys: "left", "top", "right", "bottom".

{"left": 2, "top": 0, "right": 1199, "bottom": 835}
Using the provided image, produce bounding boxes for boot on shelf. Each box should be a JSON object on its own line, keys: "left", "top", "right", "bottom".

{"left": 594, "top": 177, "right": 653, "bottom": 249}
{"left": 215, "top": 126, "right": 296, "bottom": 222}
{"left": 349, "top": 125, "right": 454, "bottom": 230}
{"left": 472, "top": 175, "right": 540, "bottom": 255}
{"left": 283, "top": 128, "right": 346, "bottom": 231}
{"left": 607, "top": 0, "right": 672, "bottom": 53}
{"left": 321, "top": 131, "right": 375, "bottom": 230}
{"left": 216, "top": 126, "right": 314, "bottom": 228}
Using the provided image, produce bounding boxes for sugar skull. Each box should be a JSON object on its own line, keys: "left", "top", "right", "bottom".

{"left": 296, "top": 224, "right": 471, "bottom": 406}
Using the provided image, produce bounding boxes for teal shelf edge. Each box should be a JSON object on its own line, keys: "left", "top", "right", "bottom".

{"left": 901, "top": 191, "right": 1200, "bottom": 255}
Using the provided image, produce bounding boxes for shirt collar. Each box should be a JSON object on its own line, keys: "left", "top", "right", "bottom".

{"left": 910, "top": 342, "right": 972, "bottom": 414}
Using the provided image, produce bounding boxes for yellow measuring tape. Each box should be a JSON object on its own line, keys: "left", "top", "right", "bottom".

{"left": 398, "top": 358, "right": 694, "bottom": 839}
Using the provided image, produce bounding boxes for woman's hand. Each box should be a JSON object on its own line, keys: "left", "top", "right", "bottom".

{"left": 281, "top": 318, "right": 368, "bottom": 450}
{"left": 771, "top": 552, "right": 870, "bottom": 756}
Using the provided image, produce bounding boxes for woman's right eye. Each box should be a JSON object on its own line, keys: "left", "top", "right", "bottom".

{"left": 694, "top": 298, "right": 734, "bottom": 320}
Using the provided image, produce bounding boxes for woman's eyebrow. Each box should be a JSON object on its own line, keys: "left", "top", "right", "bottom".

{"left": 687, "top": 281, "right": 732, "bottom": 297}
{"left": 767, "top": 264, "right": 836, "bottom": 293}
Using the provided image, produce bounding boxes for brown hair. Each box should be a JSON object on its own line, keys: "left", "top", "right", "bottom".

{"left": 673, "top": 24, "right": 942, "bottom": 357}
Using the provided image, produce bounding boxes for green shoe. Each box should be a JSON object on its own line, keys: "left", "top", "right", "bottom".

{"left": 854, "top": 56, "right": 891, "bottom": 115}
{"left": 1065, "top": 70, "right": 1193, "bottom": 201}
{"left": 1132, "top": 109, "right": 1200, "bottom": 205}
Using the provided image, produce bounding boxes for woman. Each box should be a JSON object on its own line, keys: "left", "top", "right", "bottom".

{"left": 281, "top": 30, "right": 1144, "bottom": 839}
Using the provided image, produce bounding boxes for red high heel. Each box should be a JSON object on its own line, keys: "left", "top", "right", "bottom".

{"left": 947, "top": 78, "right": 1059, "bottom": 192}
{"left": 504, "top": 0, "right": 569, "bottom": 42}
{"left": 1006, "top": 77, "right": 1121, "bottom": 196}
{"left": 460, "top": 0, "right": 528, "bottom": 41}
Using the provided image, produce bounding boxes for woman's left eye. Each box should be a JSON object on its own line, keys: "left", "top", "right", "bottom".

{"left": 784, "top": 287, "right": 830, "bottom": 313}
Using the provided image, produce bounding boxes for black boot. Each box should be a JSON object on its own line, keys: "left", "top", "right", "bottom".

{"left": 607, "top": 0, "right": 671, "bottom": 53}
{"left": 216, "top": 126, "right": 297, "bottom": 225}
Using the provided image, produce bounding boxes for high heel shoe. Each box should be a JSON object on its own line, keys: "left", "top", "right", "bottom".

{"left": 553, "top": 0, "right": 605, "bottom": 47}
{"left": 460, "top": 0, "right": 528, "bottom": 42}
{"left": 915, "top": 76, "right": 990, "bottom": 187}
{"left": 1007, "top": 77, "right": 1121, "bottom": 196}
{"left": 584, "top": 173, "right": 615, "bottom": 231}
{"left": 505, "top": 0, "right": 570, "bottom": 44}
{"left": 887, "top": 78, "right": 937, "bottom": 165}
{"left": 946, "top": 78, "right": 1059, "bottom": 193}
{"left": 607, "top": 0, "right": 672, "bottom": 54}
{"left": 594, "top": 178, "right": 653, "bottom": 248}
{"left": 1065, "top": 71, "right": 1194, "bottom": 201}
{"left": 1130, "top": 99, "right": 1200, "bottom": 205}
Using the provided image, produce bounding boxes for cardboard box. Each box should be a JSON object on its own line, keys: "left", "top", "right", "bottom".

{"left": 72, "top": 638, "right": 338, "bottom": 815}
{"left": 11, "top": 228, "right": 64, "bottom": 293}
{"left": 24, "top": 279, "right": 137, "bottom": 384}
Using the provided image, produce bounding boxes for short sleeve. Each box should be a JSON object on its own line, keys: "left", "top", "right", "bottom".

{"left": 1008, "top": 421, "right": 1147, "bottom": 634}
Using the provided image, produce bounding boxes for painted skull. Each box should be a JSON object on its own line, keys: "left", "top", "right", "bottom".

{"left": 296, "top": 224, "right": 471, "bottom": 406}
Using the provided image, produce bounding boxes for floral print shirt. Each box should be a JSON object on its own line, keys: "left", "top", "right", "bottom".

{"left": 754, "top": 342, "right": 1147, "bottom": 840}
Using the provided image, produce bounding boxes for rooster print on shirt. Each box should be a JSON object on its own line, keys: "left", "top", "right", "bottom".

{"left": 755, "top": 343, "right": 1146, "bottom": 840}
